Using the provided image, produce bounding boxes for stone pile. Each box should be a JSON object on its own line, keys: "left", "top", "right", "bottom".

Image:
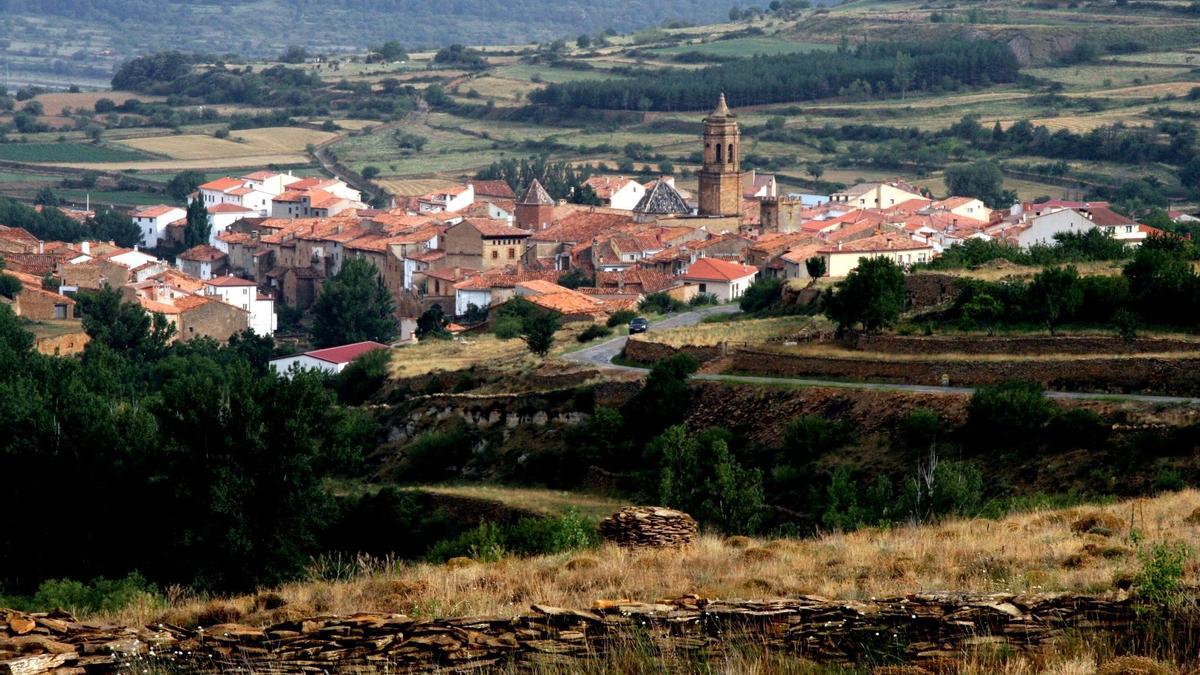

{"left": 599, "top": 506, "right": 698, "bottom": 548}
{"left": 0, "top": 593, "right": 1145, "bottom": 674}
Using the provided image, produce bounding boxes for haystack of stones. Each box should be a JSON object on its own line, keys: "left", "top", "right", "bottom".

{"left": 599, "top": 506, "right": 697, "bottom": 548}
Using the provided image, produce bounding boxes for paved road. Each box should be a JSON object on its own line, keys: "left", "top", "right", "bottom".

{"left": 564, "top": 307, "right": 1200, "bottom": 405}
{"left": 564, "top": 304, "right": 740, "bottom": 370}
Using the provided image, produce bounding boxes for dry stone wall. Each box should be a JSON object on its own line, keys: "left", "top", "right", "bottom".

{"left": 1, "top": 593, "right": 1141, "bottom": 674}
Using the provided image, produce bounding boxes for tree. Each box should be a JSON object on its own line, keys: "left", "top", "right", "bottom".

{"left": 576, "top": 34, "right": 591, "bottom": 49}
{"left": 311, "top": 258, "right": 397, "bottom": 348}
{"left": 166, "top": 170, "right": 204, "bottom": 202}
{"left": 76, "top": 287, "right": 174, "bottom": 359}
{"left": 361, "top": 166, "right": 381, "bottom": 180}
{"left": 34, "top": 187, "right": 58, "bottom": 207}
{"left": 89, "top": 207, "right": 141, "bottom": 248}
{"left": 1027, "top": 266, "right": 1081, "bottom": 335}
{"left": 960, "top": 292, "right": 1003, "bottom": 335}
{"left": 892, "top": 51, "right": 915, "bottom": 99}
{"left": 805, "top": 256, "right": 826, "bottom": 279}
{"left": 183, "top": 199, "right": 210, "bottom": 248}
{"left": 806, "top": 163, "right": 824, "bottom": 181}
{"left": 739, "top": 277, "right": 783, "bottom": 313}
{"left": 557, "top": 268, "right": 591, "bottom": 289}
{"left": 279, "top": 46, "right": 309, "bottom": 63}
{"left": 376, "top": 40, "right": 408, "bottom": 61}
{"left": 0, "top": 272, "right": 21, "bottom": 299}
{"left": 625, "top": 353, "right": 699, "bottom": 437}
{"left": 944, "top": 160, "right": 1011, "bottom": 209}
{"left": 655, "top": 425, "right": 764, "bottom": 533}
{"left": 823, "top": 257, "right": 906, "bottom": 333}
{"left": 416, "top": 304, "right": 449, "bottom": 340}
{"left": 521, "top": 308, "right": 560, "bottom": 357}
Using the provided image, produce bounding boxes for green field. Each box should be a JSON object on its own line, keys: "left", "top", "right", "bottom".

{"left": 0, "top": 143, "right": 153, "bottom": 163}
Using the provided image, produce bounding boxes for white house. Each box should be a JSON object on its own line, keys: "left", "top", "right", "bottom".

{"left": 204, "top": 275, "right": 276, "bottom": 336}
{"left": 207, "top": 203, "right": 258, "bottom": 244}
{"left": 584, "top": 176, "right": 646, "bottom": 211}
{"left": 830, "top": 180, "right": 924, "bottom": 209}
{"left": 131, "top": 205, "right": 185, "bottom": 249}
{"left": 680, "top": 257, "right": 758, "bottom": 302}
{"left": 1016, "top": 209, "right": 1097, "bottom": 249}
{"left": 818, "top": 232, "right": 934, "bottom": 277}
{"left": 417, "top": 184, "right": 475, "bottom": 214}
{"left": 106, "top": 248, "right": 160, "bottom": 271}
{"left": 269, "top": 341, "right": 390, "bottom": 377}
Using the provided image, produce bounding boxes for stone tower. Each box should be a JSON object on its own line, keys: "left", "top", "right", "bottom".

{"left": 697, "top": 93, "right": 742, "bottom": 217}
{"left": 515, "top": 178, "right": 554, "bottom": 230}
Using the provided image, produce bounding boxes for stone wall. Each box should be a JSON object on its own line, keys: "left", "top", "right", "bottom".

{"left": 0, "top": 593, "right": 1143, "bottom": 674}
{"left": 730, "top": 347, "right": 1200, "bottom": 396}
{"left": 847, "top": 334, "right": 1200, "bottom": 356}
{"left": 622, "top": 338, "right": 721, "bottom": 365}
{"left": 33, "top": 330, "right": 89, "bottom": 356}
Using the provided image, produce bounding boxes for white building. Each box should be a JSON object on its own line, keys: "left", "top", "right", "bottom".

{"left": 417, "top": 184, "right": 475, "bottom": 214}
{"left": 1016, "top": 209, "right": 1096, "bottom": 249}
{"left": 269, "top": 341, "right": 390, "bottom": 377}
{"left": 207, "top": 203, "right": 258, "bottom": 245}
{"left": 584, "top": 176, "right": 646, "bottom": 211}
{"left": 204, "top": 275, "right": 276, "bottom": 336}
{"left": 131, "top": 205, "right": 185, "bottom": 249}
{"left": 680, "top": 257, "right": 758, "bottom": 302}
{"left": 818, "top": 232, "right": 934, "bottom": 277}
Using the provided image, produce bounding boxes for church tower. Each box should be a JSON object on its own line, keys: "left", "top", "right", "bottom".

{"left": 697, "top": 93, "right": 742, "bottom": 217}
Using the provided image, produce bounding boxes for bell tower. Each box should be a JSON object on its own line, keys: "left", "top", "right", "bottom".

{"left": 698, "top": 93, "right": 742, "bottom": 217}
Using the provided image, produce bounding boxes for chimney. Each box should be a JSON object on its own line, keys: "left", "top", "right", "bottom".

{"left": 837, "top": 241, "right": 843, "bottom": 251}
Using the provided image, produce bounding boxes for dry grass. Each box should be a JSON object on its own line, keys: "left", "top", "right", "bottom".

{"left": 642, "top": 316, "right": 829, "bottom": 347}
{"left": 97, "top": 490, "right": 1200, "bottom": 628}
{"left": 399, "top": 485, "right": 627, "bottom": 521}
{"left": 41, "top": 155, "right": 315, "bottom": 172}
{"left": 376, "top": 177, "right": 463, "bottom": 196}
{"left": 115, "top": 127, "right": 336, "bottom": 160}
{"left": 388, "top": 334, "right": 532, "bottom": 378}
{"left": 19, "top": 90, "right": 161, "bottom": 115}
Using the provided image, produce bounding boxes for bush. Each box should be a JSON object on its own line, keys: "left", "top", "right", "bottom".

{"left": 426, "top": 522, "right": 506, "bottom": 563}
{"left": 639, "top": 292, "right": 685, "bottom": 314}
{"left": 332, "top": 348, "right": 391, "bottom": 405}
{"left": 607, "top": 309, "right": 636, "bottom": 328}
{"left": 689, "top": 292, "right": 719, "bottom": 307}
{"left": 505, "top": 510, "right": 598, "bottom": 555}
{"left": 398, "top": 426, "right": 470, "bottom": 482}
{"left": 5, "top": 573, "right": 161, "bottom": 615}
{"left": 966, "top": 380, "right": 1056, "bottom": 445}
{"left": 1047, "top": 408, "right": 1110, "bottom": 449}
{"left": 1133, "top": 538, "right": 1190, "bottom": 610}
{"left": 492, "top": 315, "right": 523, "bottom": 339}
{"left": 739, "top": 277, "right": 782, "bottom": 313}
{"left": 782, "top": 414, "right": 847, "bottom": 459}
{"left": 577, "top": 324, "right": 612, "bottom": 342}
{"left": 896, "top": 408, "right": 941, "bottom": 455}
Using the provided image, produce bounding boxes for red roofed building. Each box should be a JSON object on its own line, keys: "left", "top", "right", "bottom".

{"left": 177, "top": 244, "right": 229, "bottom": 280}
{"left": 443, "top": 218, "right": 532, "bottom": 271}
{"left": 269, "top": 341, "right": 390, "bottom": 377}
{"left": 818, "top": 232, "right": 933, "bottom": 277}
{"left": 681, "top": 257, "right": 758, "bottom": 302}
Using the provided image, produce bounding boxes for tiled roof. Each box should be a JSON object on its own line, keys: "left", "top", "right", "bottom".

{"left": 583, "top": 175, "right": 635, "bottom": 201}
{"left": 1087, "top": 205, "right": 1138, "bottom": 227}
{"left": 462, "top": 218, "right": 531, "bottom": 238}
{"left": 208, "top": 203, "right": 257, "bottom": 214}
{"left": 199, "top": 177, "right": 246, "bottom": 192}
{"left": 682, "top": 257, "right": 757, "bottom": 282}
{"left": 517, "top": 179, "right": 554, "bottom": 206}
{"left": 205, "top": 274, "right": 256, "bottom": 287}
{"left": 177, "top": 244, "right": 227, "bottom": 262}
{"left": 525, "top": 289, "right": 606, "bottom": 315}
{"left": 299, "top": 341, "right": 390, "bottom": 365}
{"left": 634, "top": 180, "right": 690, "bottom": 216}
{"left": 531, "top": 211, "right": 635, "bottom": 243}
{"left": 819, "top": 232, "right": 932, "bottom": 254}
{"left": 473, "top": 180, "right": 517, "bottom": 200}
{"left": 133, "top": 205, "right": 183, "bottom": 218}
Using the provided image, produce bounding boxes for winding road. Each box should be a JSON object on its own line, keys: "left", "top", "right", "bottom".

{"left": 564, "top": 307, "right": 1200, "bottom": 405}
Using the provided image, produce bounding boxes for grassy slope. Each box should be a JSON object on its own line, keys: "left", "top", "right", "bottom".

{"left": 100, "top": 489, "right": 1200, "bottom": 629}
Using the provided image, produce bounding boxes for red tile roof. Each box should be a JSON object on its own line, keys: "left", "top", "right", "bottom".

{"left": 208, "top": 203, "right": 257, "bottom": 214}
{"left": 819, "top": 232, "right": 932, "bottom": 254}
{"left": 205, "top": 274, "right": 256, "bottom": 287}
{"left": 133, "top": 205, "right": 183, "bottom": 218}
{"left": 472, "top": 180, "right": 517, "bottom": 199}
{"left": 462, "top": 218, "right": 531, "bottom": 238}
{"left": 302, "top": 341, "right": 390, "bottom": 365}
{"left": 682, "top": 257, "right": 757, "bottom": 282}
{"left": 199, "top": 177, "right": 246, "bottom": 192}
{"left": 177, "top": 244, "right": 227, "bottom": 262}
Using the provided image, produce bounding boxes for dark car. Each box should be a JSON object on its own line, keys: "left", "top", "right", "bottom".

{"left": 629, "top": 317, "right": 649, "bottom": 334}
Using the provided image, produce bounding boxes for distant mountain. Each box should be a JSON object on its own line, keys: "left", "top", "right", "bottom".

{"left": 1, "top": 0, "right": 756, "bottom": 57}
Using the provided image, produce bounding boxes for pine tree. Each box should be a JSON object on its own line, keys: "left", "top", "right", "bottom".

{"left": 184, "top": 199, "right": 210, "bottom": 248}
{"left": 311, "top": 257, "right": 397, "bottom": 348}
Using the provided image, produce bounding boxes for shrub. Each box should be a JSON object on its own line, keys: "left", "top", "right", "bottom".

{"left": 492, "top": 315, "right": 523, "bottom": 339}
{"left": 782, "top": 414, "right": 846, "bottom": 459}
{"left": 966, "top": 380, "right": 1056, "bottom": 445}
{"left": 505, "top": 510, "right": 598, "bottom": 555}
{"left": 896, "top": 408, "right": 941, "bottom": 455}
{"left": 688, "top": 292, "right": 719, "bottom": 307}
{"left": 398, "top": 425, "right": 470, "bottom": 482}
{"left": 426, "top": 522, "right": 506, "bottom": 563}
{"left": 739, "top": 277, "right": 783, "bottom": 313}
{"left": 332, "top": 348, "right": 391, "bottom": 405}
{"left": 14, "top": 573, "right": 161, "bottom": 615}
{"left": 655, "top": 425, "right": 764, "bottom": 533}
{"left": 639, "top": 292, "right": 685, "bottom": 314}
{"left": 1047, "top": 408, "right": 1110, "bottom": 449}
{"left": 1133, "top": 538, "right": 1190, "bottom": 610}
{"left": 577, "top": 324, "right": 612, "bottom": 342}
{"left": 607, "top": 309, "right": 636, "bottom": 327}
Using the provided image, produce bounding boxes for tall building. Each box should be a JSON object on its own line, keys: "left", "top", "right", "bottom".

{"left": 697, "top": 93, "right": 742, "bottom": 217}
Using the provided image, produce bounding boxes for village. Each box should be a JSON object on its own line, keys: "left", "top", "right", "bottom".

{"left": 0, "top": 94, "right": 1195, "bottom": 359}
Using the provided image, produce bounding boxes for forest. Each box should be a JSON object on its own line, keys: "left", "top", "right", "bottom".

{"left": 529, "top": 39, "right": 1020, "bottom": 111}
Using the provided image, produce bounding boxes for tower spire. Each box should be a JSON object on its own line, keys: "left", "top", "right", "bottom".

{"left": 710, "top": 91, "right": 731, "bottom": 118}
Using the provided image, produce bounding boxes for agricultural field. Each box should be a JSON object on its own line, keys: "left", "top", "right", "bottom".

{"left": 0, "top": 142, "right": 152, "bottom": 163}
{"left": 17, "top": 91, "right": 162, "bottom": 116}
{"left": 115, "top": 127, "right": 336, "bottom": 161}
{"left": 647, "top": 36, "right": 836, "bottom": 58}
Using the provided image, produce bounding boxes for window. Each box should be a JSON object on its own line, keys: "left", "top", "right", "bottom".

{"left": 715, "top": 144, "right": 722, "bottom": 163}
{"left": 699, "top": 283, "right": 707, "bottom": 293}
{"left": 507, "top": 248, "right": 515, "bottom": 259}
{"left": 727, "top": 143, "right": 734, "bottom": 164}
{"left": 491, "top": 250, "right": 498, "bottom": 259}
